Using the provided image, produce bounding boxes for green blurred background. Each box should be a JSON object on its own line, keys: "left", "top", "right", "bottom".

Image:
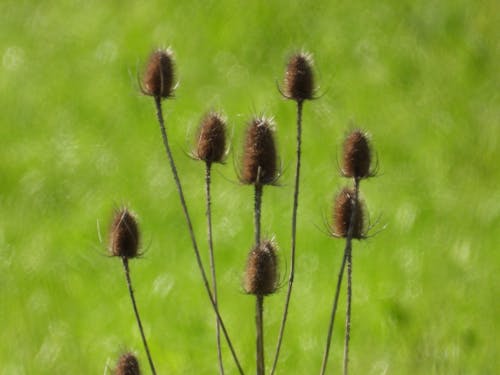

{"left": 0, "top": 1, "right": 498, "bottom": 374}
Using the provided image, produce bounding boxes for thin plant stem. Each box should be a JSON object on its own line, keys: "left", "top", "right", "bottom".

{"left": 205, "top": 162, "right": 224, "bottom": 375}
{"left": 271, "top": 99, "right": 303, "bottom": 375}
{"left": 153, "top": 97, "right": 244, "bottom": 375}
{"left": 256, "top": 295, "right": 265, "bottom": 375}
{"left": 254, "top": 183, "right": 263, "bottom": 245}
{"left": 121, "top": 257, "right": 157, "bottom": 375}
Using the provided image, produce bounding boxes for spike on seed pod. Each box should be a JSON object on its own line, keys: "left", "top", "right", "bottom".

{"left": 109, "top": 208, "right": 140, "bottom": 258}
{"left": 342, "top": 130, "right": 372, "bottom": 179}
{"left": 241, "top": 117, "right": 278, "bottom": 185}
{"left": 115, "top": 352, "right": 141, "bottom": 375}
{"left": 284, "top": 52, "right": 315, "bottom": 101}
{"left": 195, "top": 112, "right": 227, "bottom": 164}
{"left": 333, "top": 187, "right": 365, "bottom": 239}
{"left": 244, "top": 240, "right": 278, "bottom": 296}
{"left": 142, "top": 49, "right": 175, "bottom": 99}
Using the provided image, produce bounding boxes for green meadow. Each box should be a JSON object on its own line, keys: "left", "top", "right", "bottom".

{"left": 0, "top": 1, "right": 498, "bottom": 374}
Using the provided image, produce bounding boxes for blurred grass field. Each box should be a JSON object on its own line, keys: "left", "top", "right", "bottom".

{"left": 0, "top": 0, "right": 499, "bottom": 374}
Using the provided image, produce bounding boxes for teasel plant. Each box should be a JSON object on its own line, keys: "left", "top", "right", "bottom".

{"left": 114, "top": 352, "right": 141, "bottom": 375}
{"left": 320, "top": 129, "right": 377, "bottom": 375}
{"left": 192, "top": 112, "right": 228, "bottom": 375}
{"left": 239, "top": 117, "right": 279, "bottom": 375}
{"left": 272, "top": 51, "right": 316, "bottom": 374}
{"left": 141, "top": 48, "right": 244, "bottom": 374}
{"left": 109, "top": 208, "right": 156, "bottom": 375}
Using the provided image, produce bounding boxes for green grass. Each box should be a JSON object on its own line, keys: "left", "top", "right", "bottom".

{"left": 0, "top": 0, "right": 498, "bottom": 374}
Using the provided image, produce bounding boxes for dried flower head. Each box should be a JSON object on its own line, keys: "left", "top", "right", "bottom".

{"left": 142, "top": 49, "right": 175, "bottom": 99}
{"left": 332, "top": 187, "right": 365, "bottom": 239}
{"left": 115, "top": 352, "right": 141, "bottom": 375}
{"left": 109, "top": 208, "right": 140, "bottom": 258}
{"left": 244, "top": 240, "right": 278, "bottom": 296}
{"left": 342, "top": 130, "right": 372, "bottom": 179}
{"left": 194, "top": 112, "right": 227, "bottom": 164}
{"left": 241, "top": 117, "right": 278, "bottom": 185}
{"left": 284, "top": 52, "right": 315, "bottom": 101}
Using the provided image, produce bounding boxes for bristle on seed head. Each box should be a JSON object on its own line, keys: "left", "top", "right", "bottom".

{"left": 333, "top": 187, "right": 365, "bottom": 239}
{"left": 284, "top": 52, "right": 315, "bottom": 101}
{"left": 240, "top": 117, "right": 278, "bottom": 186}
{"left": 109, "top": 208, "right": 140, "bottom": 259}
{"left": 244, "top": 240, "right": 278, "bottom": 296}
{"left": 342, "top": 130, "right": 372, "bottom": 179}
{"left": 142, "top": 49, "right": 175, "bottom": 99}
{"left": 194, "top": 112, "right": 227, "bottom": 164}
{"left": 115, "top": 352, "right": 141, "bottom": 375}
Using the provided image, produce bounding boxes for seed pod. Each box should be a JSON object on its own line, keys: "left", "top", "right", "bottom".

{"left": 333, "top": 187, "right": 365, "bottom": 239}
{"left": 244, "top": 240, "right": 278, "bottom": 296}
{"left": 241, "top": 117, "right": 278, "bottom": 185}
{"left": 109, "top": 208, "right": 140, "bottom": 258}
{"left": 115, "top": 352, "right": 141, "bottom": 375}
{"left": 142, "top": 49, "right": 175, "bottom": 98}
{"left": 342, "top": 130, "right": 372, "bottom": 179}
{"left": 195, "top": 112, "right": 227, "bottom": 164}
{"left": 284, "top": 52, "right": 315, "bottom": 101}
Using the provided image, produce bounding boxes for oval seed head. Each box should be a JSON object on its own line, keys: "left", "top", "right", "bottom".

{"left": 342, "top": 130, "right": 372, "bottom": 179}
{"left": 241, "top": 117, "right": 278, "bottom": 185}
{"left": 115, "top": 352, "right": 141, "bottom": 375}
{"left": 142, "top": 49, "right": 175, "bottom": 98}
{"left": 109, "top": 208, "right": 140, "bottom": 258}
{"left": 244, "top": 240, "right": 278, "bottom": 296}
{"left": 195, "top": 112, "right": 227, "bottom": 164}
{"left": 284, "top": 52, "right": 315, "bottom": 101}
{"left": 333, "top": 187, "right": 365, "bottom": 239}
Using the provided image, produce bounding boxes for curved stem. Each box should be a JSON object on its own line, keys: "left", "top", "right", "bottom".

{"left": 121, "top": 258, "right": 157, "bottom": 375}
{"left": 153, "top": 97, "right": 244, "bottom": 375}
{"left": 271, "top": 99, "right": 303, "bottom": 375}
{"left": 205, "top": 163, "right": 224, "bottom": 375}
{"left": 256, "top": 295, "right": 265, "bottom": 375}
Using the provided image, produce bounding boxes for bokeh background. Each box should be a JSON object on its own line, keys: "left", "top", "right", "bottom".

{"left": 0, "top": 1, "right": 498, "bottom": 374}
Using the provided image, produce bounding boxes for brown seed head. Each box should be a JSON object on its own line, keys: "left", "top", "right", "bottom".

{"left": 333, "top": 187, "right": 365, "bottom": 239}
{"left": 115, "top": 352, "right": 141, "bottom": 375}
{"left": 241, "top": 117, "right": 278, "bottom": 185}
{"left": 244, "top": 240, "right": 278, "bottom": 296}
{"left": 142, "top": 49, "right": 175, "bottom": 98}
{"left": 342, "top": 130, "right": 372, "bottom": 179}
{"left": 195, "top": 112, "right": 227, "bottom": 164}
{"left": 284, "top": 52, "right": 315, "bottom": 101}
{"left": 109, "top": 208, "right": 140, "bottom": 258}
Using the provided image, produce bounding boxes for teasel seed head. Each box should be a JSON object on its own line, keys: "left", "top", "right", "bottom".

{"left": 244, "top": 240, "right": 278, "bottom": 296}
{"left": 332, "top": 187, "right": 365, "bottom": 239}
{"left": 194, "top": 112, "right": 227, "bottom": 164}
{"left": 342, "top": 130, "right": 372, "bottom": 179}
{"left": 115, "top": 352, "right": 141, "bottom": 375}
{"left": 141, "top": 49, "right": 175, "bottom": 99}
{"left": 109, "top": 208, "right": 140, "bottom": 259}
{"left": 240, "top": 117, "right": 278, "bottom": 186}
{"left": 283, "top": 52, "right": 315, "bottom": 101}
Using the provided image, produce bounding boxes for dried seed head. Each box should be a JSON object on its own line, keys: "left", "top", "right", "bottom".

{"left": 244, "top": 240, "right": 278, "bottom": 296}
{"left": 284, "top": 52, "right": 315, "bottom": 101}
{"left": 142, "top": 49, "right": 175, "bottom": 98}
{"left": 241, "top": 117, "right": 278, "bottom": 185}
{"left": 333, "top": 187, "right": 365, "bottom": 239}
{"left": 342, "top": 130, "right": 372, "bottom": 179}
{"left": 194, "top": 112, "right": 227, "bottom": 164}
{"left": 109, "top": 208, "right": 140, "bottom": 258}
{"left": 115, "top": 352, "right": 141, "bottom": 375}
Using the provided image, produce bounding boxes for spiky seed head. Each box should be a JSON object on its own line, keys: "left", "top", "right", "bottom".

{"left": 195, "top": 112, "right": 227, "bottom": 164}
{"left": 342, "top": 130, "right": 372, "bottom": 179}
{"left": 109, "top": 208, "right": 140, "bottom": 258}
{"left": 244, "top": 240, "right": 278, "bottom": 296}
{"left": 241, "top": 117, "right": 278, "bottom": 185}
{"left": 115, "top": 352, "right": 141, "bottom": 375}
{"left": 333, "top": 187, "right": 365, "bottom": 239}
{"left": 142, "top": 49, "right": 175, "bottom": 98}
{"left": 284, "top": 52, "right": 315, "bottom": 101}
